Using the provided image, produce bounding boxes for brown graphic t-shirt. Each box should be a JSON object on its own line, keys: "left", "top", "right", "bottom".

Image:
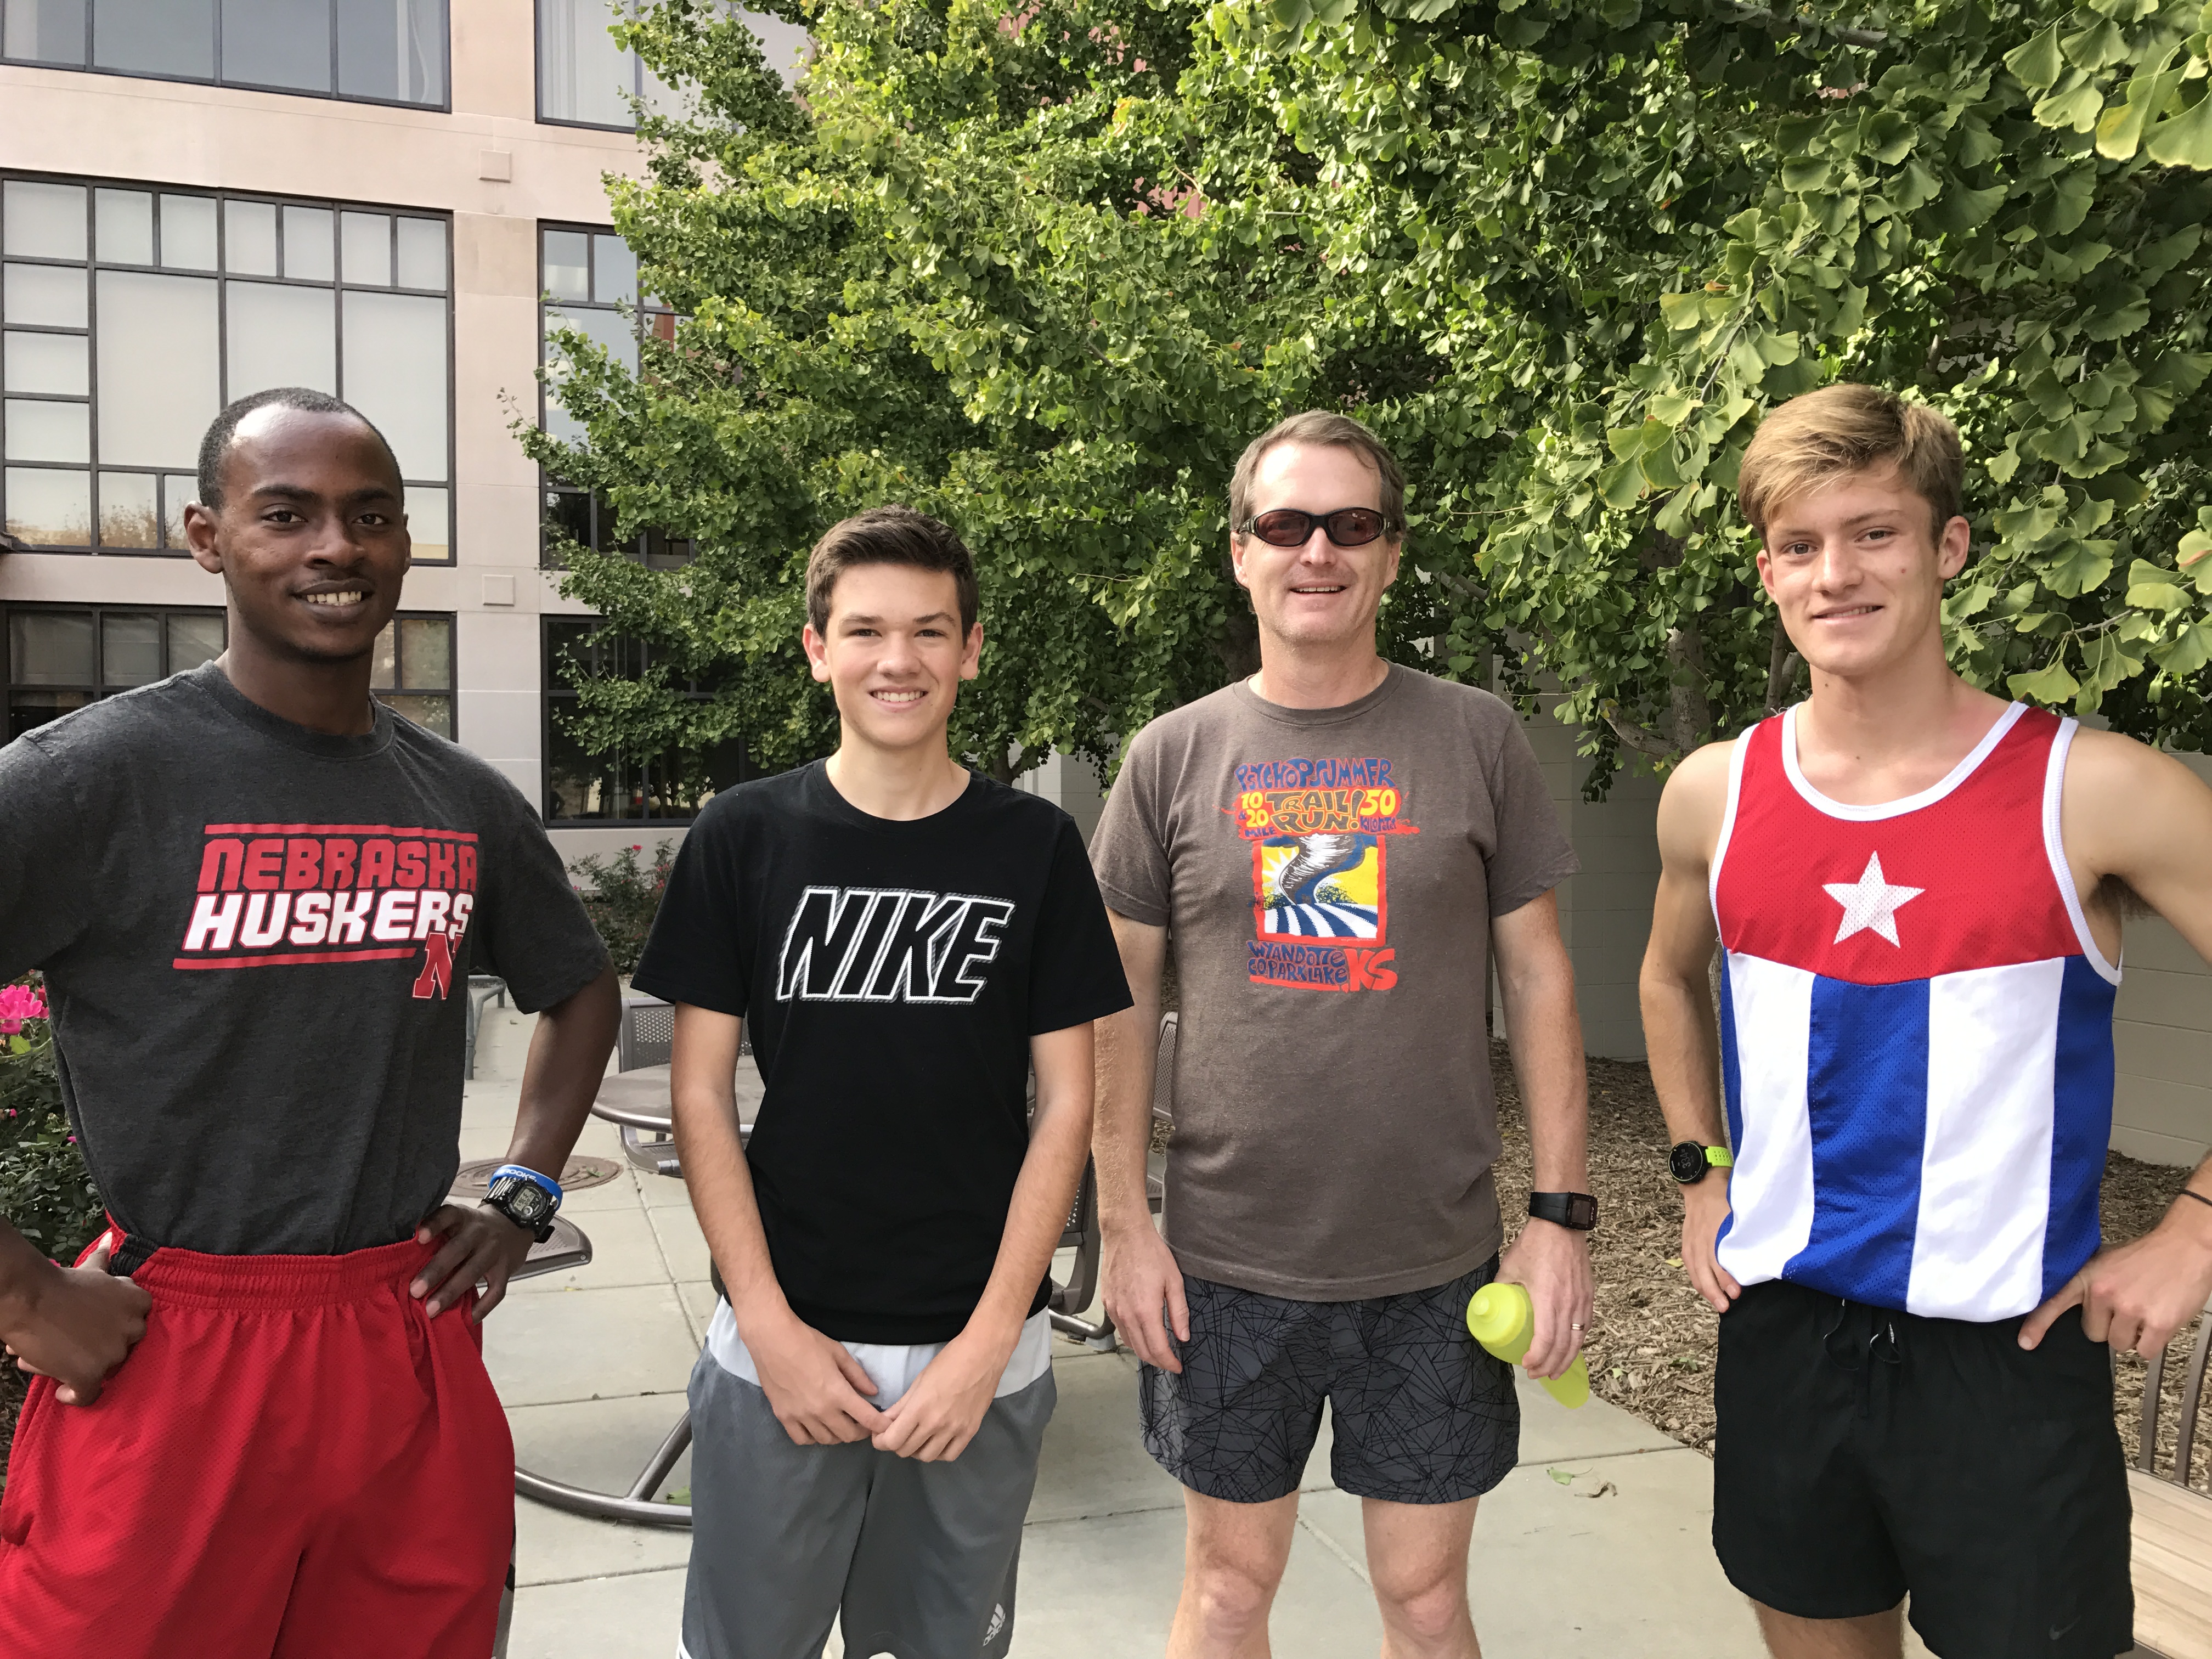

{"left": 1089, "top": 665, "right": 1578, "bottom": 1300}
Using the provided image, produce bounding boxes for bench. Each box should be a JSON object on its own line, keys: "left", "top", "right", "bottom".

{"left": 2131, "top": 1285, "right": 2212, "bottom": 1659}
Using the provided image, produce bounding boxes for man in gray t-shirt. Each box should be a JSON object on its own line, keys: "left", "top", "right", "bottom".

{"left": 1088, "top": 411, "right": 1594, "bottom": 1658}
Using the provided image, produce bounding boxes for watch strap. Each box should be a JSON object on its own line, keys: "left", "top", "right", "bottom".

{"left": 1528, "top": 1191, "right": 1598, "bottom": 1231}
{"left": 491, "top": 1163, "right": 563, "bottom": 1206}
{"left": 1705, "top": 1146, "right": 1734, "bottom": 1169}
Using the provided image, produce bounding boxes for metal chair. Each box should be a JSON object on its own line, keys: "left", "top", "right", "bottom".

{"left": 617, "top": 993, "right": 674, "bottom": 1071}
{"left": 464, "top": 976, "right": 506, "bottom": 1080}
{"left": 2129, "top": 1285, "right": 2212, "bottom": 1659}
{"left": 1044, "top": 1011, "right": 1177, "bottom": 1349}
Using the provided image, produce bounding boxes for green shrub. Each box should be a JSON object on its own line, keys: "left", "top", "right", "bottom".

{"left": 569, "top": 840, "right": 676, "bottom": 975}
{"left": 0, "top": 979, "right": 102, "bottom": 1268}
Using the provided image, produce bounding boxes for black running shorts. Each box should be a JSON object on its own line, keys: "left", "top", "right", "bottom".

{"left": 1713, "top": 1278, "right": 2133, "bottom": 1659}
{"left": 1139, "top": 1260, "right": 1520, "bottom": 1506}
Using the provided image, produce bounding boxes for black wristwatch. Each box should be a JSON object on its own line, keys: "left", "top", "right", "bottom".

{"left": 483, "top": 1165, "right": 562, "bottom": 1244}
{"left": 1528, "top": 1192, "right": 1598, "bottom": 1231}
{"left": 1668, "top": 1141, "right": 1735, "bottom": 1185}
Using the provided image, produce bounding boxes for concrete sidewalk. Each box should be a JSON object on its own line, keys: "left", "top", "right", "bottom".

{"left": 465, "top": 1006, "right": 1923, "bottom": 1659}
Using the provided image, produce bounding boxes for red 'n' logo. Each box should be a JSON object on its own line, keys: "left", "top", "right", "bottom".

{"left": 411, "top": 931, "right": 458, "bottom": 1001}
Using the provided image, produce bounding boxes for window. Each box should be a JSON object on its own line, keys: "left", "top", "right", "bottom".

{"left": 1, "top": 176, "right": 452, "bottom": 561}
{"left": 2, "top": 1, "right": 448, "bottom": 108}
{"left": 4, "top": 604, "right": 454, "bottom": 738}
{"left": 369, "top": 612, "right": 455, "bottom": 737}
{"left": 5, "top": 603, "right": 224, "bottom": 739}
{"left": 538, "top": 223, "right": 689, "bottom": 569}
{"left": 536, "top": 1, "right": 807, "bottom": 128}
{"left": 543, "top": 617, "right": 749, "bottom": 821}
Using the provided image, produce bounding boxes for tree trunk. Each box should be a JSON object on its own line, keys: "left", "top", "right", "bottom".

{"left": 1764, "top": 622, "right": 1802, "bottom": 716}
{"left": 1666, "top": 622, "right": 1711, "bottom": 755}
{"left": 1211, "top": 603, "right": 1261, "bottom": 683}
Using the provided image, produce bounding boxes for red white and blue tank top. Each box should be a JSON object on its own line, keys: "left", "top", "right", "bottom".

{"left": 1709, "top": 702, "right": 2119, "bottom": 1322}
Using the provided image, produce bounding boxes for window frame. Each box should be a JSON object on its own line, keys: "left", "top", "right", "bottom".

{"left": 0, "top": 1, "right": 454, "bottom": 113}
{"left": 533, "top": 0, "right": 654, "bottom": 132}
{"left": 369, "top": 609, "right": 460, "bottom": 738}
{"left": 1, "top": 170, "right": 456, "bottom": 562}
{"left": 535, "top": 219, "right": 687, "bottom": 572}
{"left": 540, "top": 614, "right": 751, "bottom": 824}
{"left": 2, "top": 601, "right": 459, "bottom": 740}
{"left": 3, "top": 601, "right": 229, "bottom": 738}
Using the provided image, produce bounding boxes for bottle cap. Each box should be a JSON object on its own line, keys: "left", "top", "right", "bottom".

{"left": 1465, "top": 1281, "right": 1532, "bottom": 1346}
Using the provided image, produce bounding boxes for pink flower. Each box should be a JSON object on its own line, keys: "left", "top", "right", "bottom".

{"left": 0, "top": 981, "right": 46, "bottom": 1036}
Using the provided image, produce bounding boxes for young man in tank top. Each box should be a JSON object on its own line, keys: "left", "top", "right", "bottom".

{"left": 1641, "top": 382, "right": 2212, "bottom": 1659}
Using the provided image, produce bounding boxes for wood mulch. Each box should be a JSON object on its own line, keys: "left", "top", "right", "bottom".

{"left": 1489, "top": 1039, "right": 2210, "bottom": 1489}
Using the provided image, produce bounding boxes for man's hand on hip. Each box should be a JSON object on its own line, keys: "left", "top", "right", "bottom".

{"left": 1497, "top": 1218, "right": 1593, "bottom": 1380}
{"left": 411, "top": 1203, "right": 534, "bottom": 1321}
{"left": 1, "top": 1237, "right": 153, "bottom": 1406}
{"left": 2021, "top": 1196, "right": 2212, "bottom": 1355}
{"left": 1680, "top": 1179, "right": 1741, "bottom": 1314}
{"left": 1100, "top": 1220, "right": 1188, "bottom": 1373}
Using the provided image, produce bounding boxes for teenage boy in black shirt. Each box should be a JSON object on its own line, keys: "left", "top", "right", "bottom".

{"left": 633, "top": 506, "right": 1131, "bottom": 1659}
{"left": 0, "top": 387, "right": 618, "bottom": 1659}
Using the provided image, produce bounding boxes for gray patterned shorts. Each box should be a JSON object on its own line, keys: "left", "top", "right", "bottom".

{"left": 1139, "top": 1259, "right": 1519, "bottom": 1506}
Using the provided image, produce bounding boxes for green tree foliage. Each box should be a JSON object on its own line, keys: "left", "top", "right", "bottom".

{"left": 526, "top": 0, "right": 2212, "bottom": 792}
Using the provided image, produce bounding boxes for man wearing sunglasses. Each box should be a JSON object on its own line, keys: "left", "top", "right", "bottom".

{"left": 1089, "top": 410, "right": 1595, "bottom": 1658}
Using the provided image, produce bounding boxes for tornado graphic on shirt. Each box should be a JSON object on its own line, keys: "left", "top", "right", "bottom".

{"left": 1231, "top": 758, "right": 1419, "bottom": 992}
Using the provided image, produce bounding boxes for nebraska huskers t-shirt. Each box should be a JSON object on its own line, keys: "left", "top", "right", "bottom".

{"left": 630, "top": 763, "right": 1132, "bottom": 1345}
{"left": 0, "top": 663, "right": 610, "bottom": 1257}
{"left": 1088, "top": 665, "right": 1578, "bottom": 1301}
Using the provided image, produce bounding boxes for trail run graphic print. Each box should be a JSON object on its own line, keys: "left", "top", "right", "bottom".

{"left": 174, "top": 822, "right": 478, "bottom": 999}
{"left": 1232, "top": 758, "right": 1418, "bottom": 993}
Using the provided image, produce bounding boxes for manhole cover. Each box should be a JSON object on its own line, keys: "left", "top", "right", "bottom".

{"left": 455, "top": 1155, "right": 622, "bottom": 1193}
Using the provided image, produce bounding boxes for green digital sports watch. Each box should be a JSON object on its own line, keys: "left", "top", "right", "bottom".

{"left": 1668, "top": 1141, "right": 1734, "bottom": 1185}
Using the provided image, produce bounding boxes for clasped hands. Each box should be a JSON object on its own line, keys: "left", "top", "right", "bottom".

{"left": 747, "top": 1308, "right": 1011, "bottom": 1462}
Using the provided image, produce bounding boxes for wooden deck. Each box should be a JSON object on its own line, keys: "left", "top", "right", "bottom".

{"left": 2132, "top": 1470, "right": 2212, "bottom": 1659}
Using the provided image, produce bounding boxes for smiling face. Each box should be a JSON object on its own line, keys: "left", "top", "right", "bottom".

{"left": 184, "top": 405, "right": 410, "bottom": 664}
{"left": 1757, "top": 465, "right": 1971, "bottom": 684}
{"left": 802, "top": 561, "right": 982, "bottom": 757}
{"left": 1230, "top": 442, "right": 1402, "bottom": 654}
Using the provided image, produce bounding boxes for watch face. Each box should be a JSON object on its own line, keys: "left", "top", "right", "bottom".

{"left": 493, "top": 1176, "right": 551, "bottom": 1223}
{"left": 1566, "top": 1193, "right": 1598, "bottom": 1229}
{"left": 1668, "top": 1142, "right": 1708, "bottom": 1184}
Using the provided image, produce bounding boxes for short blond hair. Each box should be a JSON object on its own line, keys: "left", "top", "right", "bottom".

{"left": 1737, "top": 384, "right": 1962, "bottom": 540}
{"left": 1229, "top": 411, "right": 1406, "bottom": 538}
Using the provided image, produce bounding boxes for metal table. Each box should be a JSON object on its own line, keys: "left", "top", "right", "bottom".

{"left": 506, "top": 1064, "right": 737, "bottom": 1529}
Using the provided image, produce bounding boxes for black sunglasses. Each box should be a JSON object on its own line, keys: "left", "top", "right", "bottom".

{"left": 1240, "top": 507, "right": 1397, "bottom": 548}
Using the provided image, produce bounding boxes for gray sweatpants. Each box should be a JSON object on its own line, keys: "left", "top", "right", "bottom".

{"left": 680, "top": 1348, "right": 1054, "bottom": 1659}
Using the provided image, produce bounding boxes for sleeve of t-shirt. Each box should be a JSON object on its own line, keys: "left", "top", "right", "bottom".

{"left": 629, "top": 804, "right": 748, "bottom": 1018}
{"left": 1087, "top": 722, "right": 1172, "bottom": 927}
{"left": 1028, "top": 816, "right": 1135, "bottom": 1034}
{"left": 470, "top": 777, "right": 611, "bottom": 1014}
{"left": 0, "top": 735, "right": 95, "bottom": 979}
{"left": 1482, "top": 709, "right": 1581, "bottom": 917}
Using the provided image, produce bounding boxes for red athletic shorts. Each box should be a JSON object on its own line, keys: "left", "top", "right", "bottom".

{"left": 0, "top": 1234, "right": 514, "bottom": 1659}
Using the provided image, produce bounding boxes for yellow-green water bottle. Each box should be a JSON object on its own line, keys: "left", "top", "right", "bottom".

{"left": 1466, "top": 1282, "right": 1590, "bottom": 1409}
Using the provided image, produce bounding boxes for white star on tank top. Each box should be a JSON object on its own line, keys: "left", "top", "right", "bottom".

{"left": 1821, "top": 852, "right": 1926, "bottom": 946}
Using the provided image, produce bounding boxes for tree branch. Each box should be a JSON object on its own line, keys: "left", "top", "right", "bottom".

{"left": 1764, "top": 623, "right": 1802, "bottom": 716}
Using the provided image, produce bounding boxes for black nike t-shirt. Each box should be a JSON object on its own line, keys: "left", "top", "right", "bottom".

{"left": 0, "top": 662, "right": 610, "bottom": 1257}
{"left": 631, "top": 762, "right": 1133, "bottom": 1344}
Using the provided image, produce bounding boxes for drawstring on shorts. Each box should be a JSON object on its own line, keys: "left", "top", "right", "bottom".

{"left": 1819, "top": 1298, "right": 1905, "bottom": 1419}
